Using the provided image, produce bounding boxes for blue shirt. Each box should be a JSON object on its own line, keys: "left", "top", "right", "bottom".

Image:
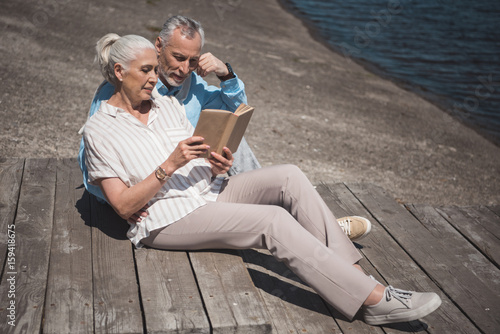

{"left": 78, "top": 72, "right": 247, "bottom": 201}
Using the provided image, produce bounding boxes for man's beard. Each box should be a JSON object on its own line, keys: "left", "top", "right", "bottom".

{"left": 158, "top": 66, "right": 181, "bottom": 88}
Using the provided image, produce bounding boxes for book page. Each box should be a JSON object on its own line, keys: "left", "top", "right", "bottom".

{"left": 234, "top": 104, "right": 253, "bottom": 116}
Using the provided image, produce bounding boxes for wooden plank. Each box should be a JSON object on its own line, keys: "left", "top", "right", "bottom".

{"left": 345, "top": 182, "right": 497, "bottom": 333}
{"left": 189, "top": 250, "right": 272, "bottom": 333}
{"left": 319, "top": 182, "right": 481, "bottom": 333}
{"left": 90, "top": 196, "right": 143, "bottom": 333}
{"left": 318, "top": 182, "right": 459, "bottom": 334}
{"left": 460, "top": 206, "right": 500, "bottom": 238}
{"left": 407, "top": 204, "right": 500, "bottom": 292}
{"left": 487, "top": 205, "right": 500, "bottom": 218}
{"left": 135, "top": 248, "right": 211, "bottom": 334}
{"left": 43, "top": 158, "right": 94, "bottom": 333}
{"left": 240, "top": 248, "right": 341, "bottom": 334}
{"left": 437, "top": 205, "right": 500, "bottom": 267}
{"left": 0, "top": 158, "right": 24, "bottom": 272}
{"left": 315, "top": 182, "right": 397, "bottom": 333}
{"left": 0, "top": 158, "right": 57, "bottom": 334}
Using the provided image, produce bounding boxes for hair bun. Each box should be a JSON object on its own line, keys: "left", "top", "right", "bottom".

{"left": 94, "top": 33, "right": 155, "bottom": 86}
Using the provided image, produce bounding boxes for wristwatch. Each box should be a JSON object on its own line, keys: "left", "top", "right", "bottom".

{"left": 155, "top": 166, "right": 170, "bottom": 181}
{"left": 217, "top": 62, "right": 236, "bottom": 81}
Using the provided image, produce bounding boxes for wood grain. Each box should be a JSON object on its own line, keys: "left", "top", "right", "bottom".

{"left": 0, "top": 158, "right": 23, "bottom": 272}
{"left": 189, "top": 250, "right": 272, "bottom": 334}
{"left": 43, "top": 158, "right": 94, "bottom": 333}
{"left": 437, "top": 205, "right": 500, "bottom": 268}
{"left": 346, "top": 182, "right": 494, "bottom": 333}
{"left": 0, "top": 158, "right": 57, "bottom": 334}
{"left": 90, "top": 196, "right": 143, "bottom": 333}
{"left": 135, "top": 248, "right": 211, "bottom": 334}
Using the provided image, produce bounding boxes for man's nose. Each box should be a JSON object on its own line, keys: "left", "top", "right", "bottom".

{"left": 180, "top": 60, "right": 190, "bottom": 74}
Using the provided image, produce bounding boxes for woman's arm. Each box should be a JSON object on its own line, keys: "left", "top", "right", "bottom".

{"left": 97, "top": 174, "right": 163, "bottom": 220}
{"left": 98, "top": 136, "right": 209, "bottom": 220}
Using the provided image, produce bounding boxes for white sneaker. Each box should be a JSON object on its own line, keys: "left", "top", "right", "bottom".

{"left": 363, "top": 286, "right": 442, "bottom": 325}
{"left": 337, "top": 216, "right": 372, "bottom": 241}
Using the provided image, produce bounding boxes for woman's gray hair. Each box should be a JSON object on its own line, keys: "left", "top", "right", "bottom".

{"left": 95, "top": 33, "right": 155, "bottom": 85}
{"left": 158, "top": 15, "right": 205, "bottom": 49}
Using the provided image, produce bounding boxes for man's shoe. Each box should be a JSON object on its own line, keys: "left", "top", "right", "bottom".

{"left": 363, "top": 286, "right": 442, "bottom": 325}
{"left": 337, "top": 216, "right": 372, "bottom": 241}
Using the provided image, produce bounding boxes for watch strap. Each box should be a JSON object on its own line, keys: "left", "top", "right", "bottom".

{"left": 217, "top": 62, "right": 235, "bottom": 81}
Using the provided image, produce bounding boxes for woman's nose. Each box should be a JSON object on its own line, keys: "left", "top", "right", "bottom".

{"left": 149, "top": 71, "right": 158, "bottom": 82}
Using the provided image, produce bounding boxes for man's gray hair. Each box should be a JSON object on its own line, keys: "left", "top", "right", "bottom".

{"left": 158, "top": 15, "right": 205, "bottom": 48}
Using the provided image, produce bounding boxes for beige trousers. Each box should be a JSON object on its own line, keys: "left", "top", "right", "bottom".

{"left": 141, "top": 164, "right": 377, "bottom": 319}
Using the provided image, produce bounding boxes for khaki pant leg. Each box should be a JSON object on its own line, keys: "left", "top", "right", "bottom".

{"left": 142, "top": 199, "right": 376, "bottom": 319}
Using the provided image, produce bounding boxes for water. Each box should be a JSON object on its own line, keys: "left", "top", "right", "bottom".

{"left": 282, "top": 0, "right": 500, "bottom": 145}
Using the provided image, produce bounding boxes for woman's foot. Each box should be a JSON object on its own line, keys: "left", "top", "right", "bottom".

{"left": 363, "top": 286, "right": 442, "bottom": 325}
{"left": 337, "top": 216, "right": 372, "bottom": 241}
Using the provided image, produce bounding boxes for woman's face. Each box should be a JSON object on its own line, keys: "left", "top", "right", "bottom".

{"left": 119, "top": 48, "right": 158, "bottom": 103}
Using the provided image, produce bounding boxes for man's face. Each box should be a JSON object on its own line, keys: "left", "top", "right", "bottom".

{"left": 156, "top": 28, "right": 202, "bottom": 88}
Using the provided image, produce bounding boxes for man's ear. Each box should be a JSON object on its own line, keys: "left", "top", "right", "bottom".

{"left": 155, "top": 37, "right": 163, "bottom": 54}
{"left": 114, "top": 63, "right": 125, "bottom": 82}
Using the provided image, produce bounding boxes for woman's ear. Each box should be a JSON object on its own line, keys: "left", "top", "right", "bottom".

{"left": 114, "top": 63, "right": 125, "bottom": 82}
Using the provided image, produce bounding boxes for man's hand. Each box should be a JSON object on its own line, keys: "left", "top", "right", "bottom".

{"left": 196, "top": 52, "right": 228, "bottom": 78}
{"left": 127, "top": 204, "right": 150, "bottom": 225}
{"left": 208, "top": 147, "right": 234, "bottom": 176}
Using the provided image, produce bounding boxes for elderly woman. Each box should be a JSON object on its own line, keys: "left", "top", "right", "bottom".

{"left": 83, "top": 33, "right": 441, "bottom": 326}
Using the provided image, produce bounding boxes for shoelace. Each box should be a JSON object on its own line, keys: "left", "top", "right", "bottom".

{"left": 386, "top": 286, "right": 413, "bottom": 308}
{"left": 338, "top": 218, "right": 352, "bottom": 236}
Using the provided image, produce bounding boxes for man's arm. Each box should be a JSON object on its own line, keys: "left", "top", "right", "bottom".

{"left": 195, "top": 52, "right": 247, "bottom": 112}
{"left": 77, "top": 80, "right": 115, "bottom": 202}
{"left": 88, "top": 81, "right": 115, "bottom": 119}
{"left": 191, "top": 53, "right": 260, "bottom": 175}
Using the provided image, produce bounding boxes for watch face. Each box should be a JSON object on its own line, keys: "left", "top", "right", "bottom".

{"left": 156, "top": 167, "right": 167, "bottom": 180}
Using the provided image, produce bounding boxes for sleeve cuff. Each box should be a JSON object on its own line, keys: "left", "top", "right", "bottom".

{"left": 220, "top": 74, "right": 242, "bottom": 93}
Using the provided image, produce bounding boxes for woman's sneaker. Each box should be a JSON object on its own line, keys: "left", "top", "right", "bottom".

{"left": 363, "top": 286, "right": 442, "bottom": 325}
{"left": 337, "top": 216, "right": 372, "bottom": 241}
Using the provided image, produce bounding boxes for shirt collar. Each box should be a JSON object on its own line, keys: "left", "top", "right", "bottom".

{"left": 100, "top": 99, "right": 159, "bottom": 118}
{"left": 100, "top": 100, "right": 119, "bottom": 117}
{"left": 156, "top": 79, "right": 182, "bottom": 97}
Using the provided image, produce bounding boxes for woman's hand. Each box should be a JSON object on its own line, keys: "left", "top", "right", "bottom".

{"left": 208, "top": 147, "right": 234, "bottom": 176}
{"left": 98, "top": 136, "right": 209, "bottom": 221}
{"left": 165, "top": 136, "right": 209, "bottom": 174}
{"left": 127, "top": 204, "right": 149, "bottom": 225}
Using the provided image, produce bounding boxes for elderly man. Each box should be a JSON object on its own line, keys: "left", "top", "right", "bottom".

{"left": 77, "top": 15, "right": 371, "bottom": 241}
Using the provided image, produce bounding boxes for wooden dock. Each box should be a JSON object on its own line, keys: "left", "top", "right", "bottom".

{"left": 0, "top": 158, "right": 499, "bottom": 333}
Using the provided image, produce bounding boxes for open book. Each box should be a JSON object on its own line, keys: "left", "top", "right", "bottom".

{"left": 193, "top": 103, "right": 254, "bottom": 159}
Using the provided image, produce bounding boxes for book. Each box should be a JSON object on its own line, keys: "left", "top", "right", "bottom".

{"left": 193, "top": 103, "right": 254, "bottom": 159}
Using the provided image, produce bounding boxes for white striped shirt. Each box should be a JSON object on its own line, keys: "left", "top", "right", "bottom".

{"left": 83, "top": 96, "right": 223, "bottom": 247}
